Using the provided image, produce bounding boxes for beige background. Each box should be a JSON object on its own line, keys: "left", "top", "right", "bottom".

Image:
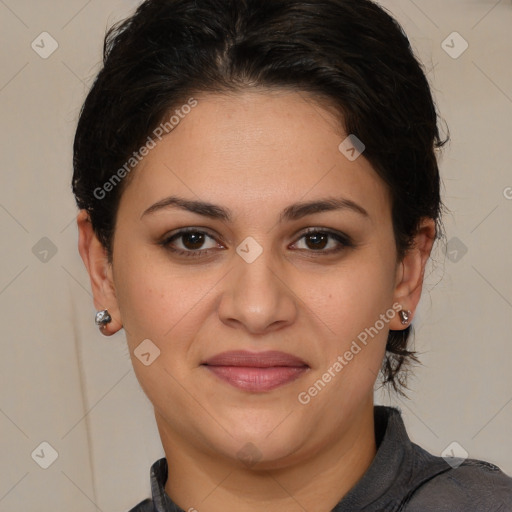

{"left": 1, "top": 0, "right": 511, "bottom": 510}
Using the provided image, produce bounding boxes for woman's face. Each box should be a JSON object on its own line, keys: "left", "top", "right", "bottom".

{"left": 99, "top": 90, "right": 417, "bottom": 467}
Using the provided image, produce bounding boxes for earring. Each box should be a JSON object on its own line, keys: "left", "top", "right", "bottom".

{"left": 399, "top": 309, "right": 411, "bottom": 325}
{"left": 95, "top": 309, "right": 112, "bottom": 328}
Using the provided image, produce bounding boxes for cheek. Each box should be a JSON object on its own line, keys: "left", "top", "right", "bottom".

{"left": 296, "top": 263, "right": 395, "bottom": 421}
{"left": 113, "top": 250, "right": 207, "bottom": 410}
{"left": 112, "top": 244, "right": 202, "bottom": 347}
{"left": 297, "top": 250, "right": 397, "bottom": 406}
{"left": 308, "top": 256, "right": 397, "bottom": 338}
{"left": 114, "top": 237, "right": 397, "bottom": 345}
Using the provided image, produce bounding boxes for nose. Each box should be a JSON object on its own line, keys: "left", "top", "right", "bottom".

{"left": 217, "top": 246, "right": 298, "bottom": 335}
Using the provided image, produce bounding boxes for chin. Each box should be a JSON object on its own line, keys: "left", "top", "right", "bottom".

{"left": 218, "top": 417, "right": 307, "bottom": 466}
{"left": 229, "top": 436, "right": 304, "bottom": 470}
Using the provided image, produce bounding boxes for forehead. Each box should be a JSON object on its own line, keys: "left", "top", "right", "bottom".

{"left": 119, "top": 90, "right": 391, "bottom": 222}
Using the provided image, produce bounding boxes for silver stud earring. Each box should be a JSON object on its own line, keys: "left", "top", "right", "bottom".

{"left": 399, "top": 309, "right": 411, "bottom": 325}
{"left": 95, "top": 309, "right": 112, "bottom": 328}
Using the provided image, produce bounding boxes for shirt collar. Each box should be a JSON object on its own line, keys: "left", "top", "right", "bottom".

{"left": 142, "top": 406, "right": 450, "bottom": 512}
{"left": 332, "top": 406, "right": 449, "bottom": 511}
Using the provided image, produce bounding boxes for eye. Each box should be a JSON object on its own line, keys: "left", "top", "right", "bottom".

{"left": 160, "top": 227, "right": 354, "bottom": 259}
{"left": 291, "top": 228, "right": 353, "bottom": 254}
{"left": 160, "top": 228, "right": 222, "bottom": 258}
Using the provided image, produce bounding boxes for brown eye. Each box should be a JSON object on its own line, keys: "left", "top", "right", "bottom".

{"left": 303, "top": 232, "right": 330, "bottom": 251}
{"left": 180, "top": 232, "right": 207, "bottom": 250}
{"left": 160, "top": 229, "right": 220, "bottom": 257}
{"left": 292, "top": 229, "right": 353, "bottom": 254}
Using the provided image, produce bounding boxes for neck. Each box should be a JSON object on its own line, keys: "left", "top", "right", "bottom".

{"left": 158, "top": 398, "right": 377, "bottom": 512}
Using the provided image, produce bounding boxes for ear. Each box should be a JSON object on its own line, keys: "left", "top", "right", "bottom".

{"left": 389, "top": 217, "right": 436, "bottom": 330}
{"left": 77, "top": 210, "right": 123, "bottom": 336}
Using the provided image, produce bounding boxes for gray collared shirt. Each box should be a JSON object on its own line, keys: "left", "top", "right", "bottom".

{"left": 129, "top": 406, "right": 512, "bottom": 511}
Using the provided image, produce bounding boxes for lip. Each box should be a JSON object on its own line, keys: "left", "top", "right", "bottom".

{"left": 202, "top": 350, "right": 309, "bottom": 392}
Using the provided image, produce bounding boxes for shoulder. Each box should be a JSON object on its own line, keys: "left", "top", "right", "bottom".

{"left": 128, "top": 498, "right": 154, "bottom": 511}
{"left": 406, "top": 452, "right": 512, "bottom": 511}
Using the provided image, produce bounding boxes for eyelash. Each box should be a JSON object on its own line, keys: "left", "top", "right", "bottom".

{"left": 159, "top": 227, "right": 354, "bottom": 259}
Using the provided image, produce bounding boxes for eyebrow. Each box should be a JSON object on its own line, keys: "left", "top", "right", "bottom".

{"left": 141, "top": 195, "right": 369, "bottom": 222}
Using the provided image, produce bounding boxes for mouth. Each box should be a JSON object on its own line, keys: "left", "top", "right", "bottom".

{"left": 201, "top": 350, "right": 310, "bottom": 392}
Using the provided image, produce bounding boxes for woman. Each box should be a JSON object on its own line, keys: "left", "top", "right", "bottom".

{"left": 72, "top": 0, "right": 512, "bottom": 510}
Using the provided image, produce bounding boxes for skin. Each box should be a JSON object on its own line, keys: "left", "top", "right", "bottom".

{"left": 78, "top": 89, "right": 435, "bottom": 512}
